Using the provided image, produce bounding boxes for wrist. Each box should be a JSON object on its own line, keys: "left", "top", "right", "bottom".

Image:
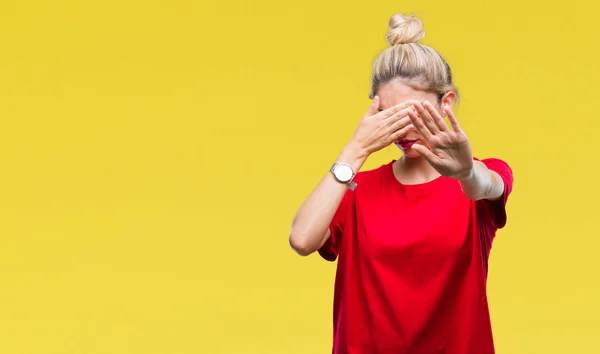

{"left": 338, "top": 141, "right": 368, "bottom": 172}
{"left": 456, "top": 166, "right": 476, "bottom": 182}
{"left": 456, "top": 161, "right": 492, "bottom": 200}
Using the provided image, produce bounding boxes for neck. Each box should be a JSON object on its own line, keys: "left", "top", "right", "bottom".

{"left": 393, "top": 155, "right": 441, "bottom": 185}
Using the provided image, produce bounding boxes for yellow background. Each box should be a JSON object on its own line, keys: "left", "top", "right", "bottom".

{"left": 0, "top": 0, "right": 598, "bottom": 353}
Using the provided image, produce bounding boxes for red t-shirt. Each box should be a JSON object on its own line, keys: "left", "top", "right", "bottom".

{"left": 319, "top": 158, "right": 513, "bottom": 354}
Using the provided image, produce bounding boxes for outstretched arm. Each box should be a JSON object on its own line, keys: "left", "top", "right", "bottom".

{"left": 407, "top": 101, "right": 505, "bottom": 201}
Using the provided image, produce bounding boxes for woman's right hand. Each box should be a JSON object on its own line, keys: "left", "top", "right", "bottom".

{"left": 349, "top": 96, "right": 416, "bottom": 157}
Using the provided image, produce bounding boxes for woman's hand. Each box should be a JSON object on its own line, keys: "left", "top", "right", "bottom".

{"left": 350, "top": 96, "right": 416, "bottom": 157}
{"left": 407, "top": 101, "right": 474, "bottom": 180}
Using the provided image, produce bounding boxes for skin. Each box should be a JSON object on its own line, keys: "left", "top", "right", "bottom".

{"left": 288, "top": 78, "right": 505, "bottom": 256}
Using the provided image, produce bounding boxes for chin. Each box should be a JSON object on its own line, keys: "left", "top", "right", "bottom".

{"left": 394, "top": 145, "right": 421, "bottom": 158}
{"left": 402, "top": 150, "right": 422, "bottom": 158}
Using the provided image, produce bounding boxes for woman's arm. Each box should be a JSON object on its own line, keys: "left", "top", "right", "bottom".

{"left": 288, "top": 144, "right": 366, "bottom": 256}
{"left": 457, "top": 160, "right": 505, "bottom": 201}
{"left": 289, "top": 97, "right": 416, "bottom": 256}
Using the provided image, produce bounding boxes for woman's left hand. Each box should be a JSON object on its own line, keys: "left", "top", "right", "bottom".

{"left": 407, "top": 101, "right": 474, "bottom": 180}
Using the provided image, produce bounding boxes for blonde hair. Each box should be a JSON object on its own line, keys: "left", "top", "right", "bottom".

{"left": 369, "top": 14, "right": 458, "bottom": 102}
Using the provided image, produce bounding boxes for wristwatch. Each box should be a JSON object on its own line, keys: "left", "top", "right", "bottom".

{"left": 330, "top": 162, "right": 357, "bottom": 190}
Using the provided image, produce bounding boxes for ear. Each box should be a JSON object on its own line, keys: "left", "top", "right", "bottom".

{"left": 441, "top": 90, "right": 457, "bottom": 108}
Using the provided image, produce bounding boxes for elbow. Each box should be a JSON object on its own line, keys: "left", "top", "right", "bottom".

{"left": 288, "top": 230, "right": 317, "bottom": 257}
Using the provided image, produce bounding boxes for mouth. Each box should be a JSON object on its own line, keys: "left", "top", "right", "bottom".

{"left": 395, "top": 139, "right": 417, "bottom": 150}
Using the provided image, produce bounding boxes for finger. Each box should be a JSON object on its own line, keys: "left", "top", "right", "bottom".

{"left": 387, "top": 116, "right": 412, "bottom": 133}
{"left": 384, "top": 107, "right": 415, "bottom": 126}
{"left": 423, "top": 101, "right": 448, "bottom": 132}
{"left": 388, "top": 123, "right": 415, "bottom": 142}
{"left": 444, "top": 105, "right": 462, "bottom": 132}
{"left": 379, "top": 100, "right": 415, "bottom": 119}
{"left": 408, "top": 109, "right": 433, "bottom": 140}
{"left": 414, "top": 101, "right": 440, "bottom": 134}
{"left": 411, "top": 143, "right": 438, "bottom": 163}
{"left": 365, "top": 95, "right": 380, "bottom": 117}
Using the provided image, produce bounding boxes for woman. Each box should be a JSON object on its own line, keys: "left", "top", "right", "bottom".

{"left": 288, "top": 13, "right": 514, "bottom": 354}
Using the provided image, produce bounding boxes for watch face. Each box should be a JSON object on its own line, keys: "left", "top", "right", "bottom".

{"left": 335, "top": 164, "right": 353, "bottom": 182}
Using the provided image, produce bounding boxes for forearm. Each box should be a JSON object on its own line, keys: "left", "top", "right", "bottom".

{"left": 289, "top": 143, "right": 367, "bottom": 256}
{"left": 458, "top": 161, "right": 504, "bottom": 201}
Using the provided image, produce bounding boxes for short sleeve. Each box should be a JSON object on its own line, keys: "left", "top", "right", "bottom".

{"left": 318, "top": 188, "right": 354, "bottom": 262}
{"left": 477, "top": 158, "right": 514, "bottom": 229}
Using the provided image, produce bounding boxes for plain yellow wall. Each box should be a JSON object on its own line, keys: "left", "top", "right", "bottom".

{"left": 0, "top": 0, "right": 598, "bottom": 353}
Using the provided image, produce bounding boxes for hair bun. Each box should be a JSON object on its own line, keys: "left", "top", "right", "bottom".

{"left": 386, "top": 14, "right": 425, "bottom": 46}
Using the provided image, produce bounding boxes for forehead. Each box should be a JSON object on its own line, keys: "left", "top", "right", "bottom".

{"left": 377, "top": 79, "right": 438, "bottom": 110}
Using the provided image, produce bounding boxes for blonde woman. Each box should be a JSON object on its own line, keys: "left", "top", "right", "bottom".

{"left": 289, "top": 13, "right": 514, "bottom": 354}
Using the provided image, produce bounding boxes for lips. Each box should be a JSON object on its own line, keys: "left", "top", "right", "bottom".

{"left": 396, "top": 139, "right": 417, "bottom": 149}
